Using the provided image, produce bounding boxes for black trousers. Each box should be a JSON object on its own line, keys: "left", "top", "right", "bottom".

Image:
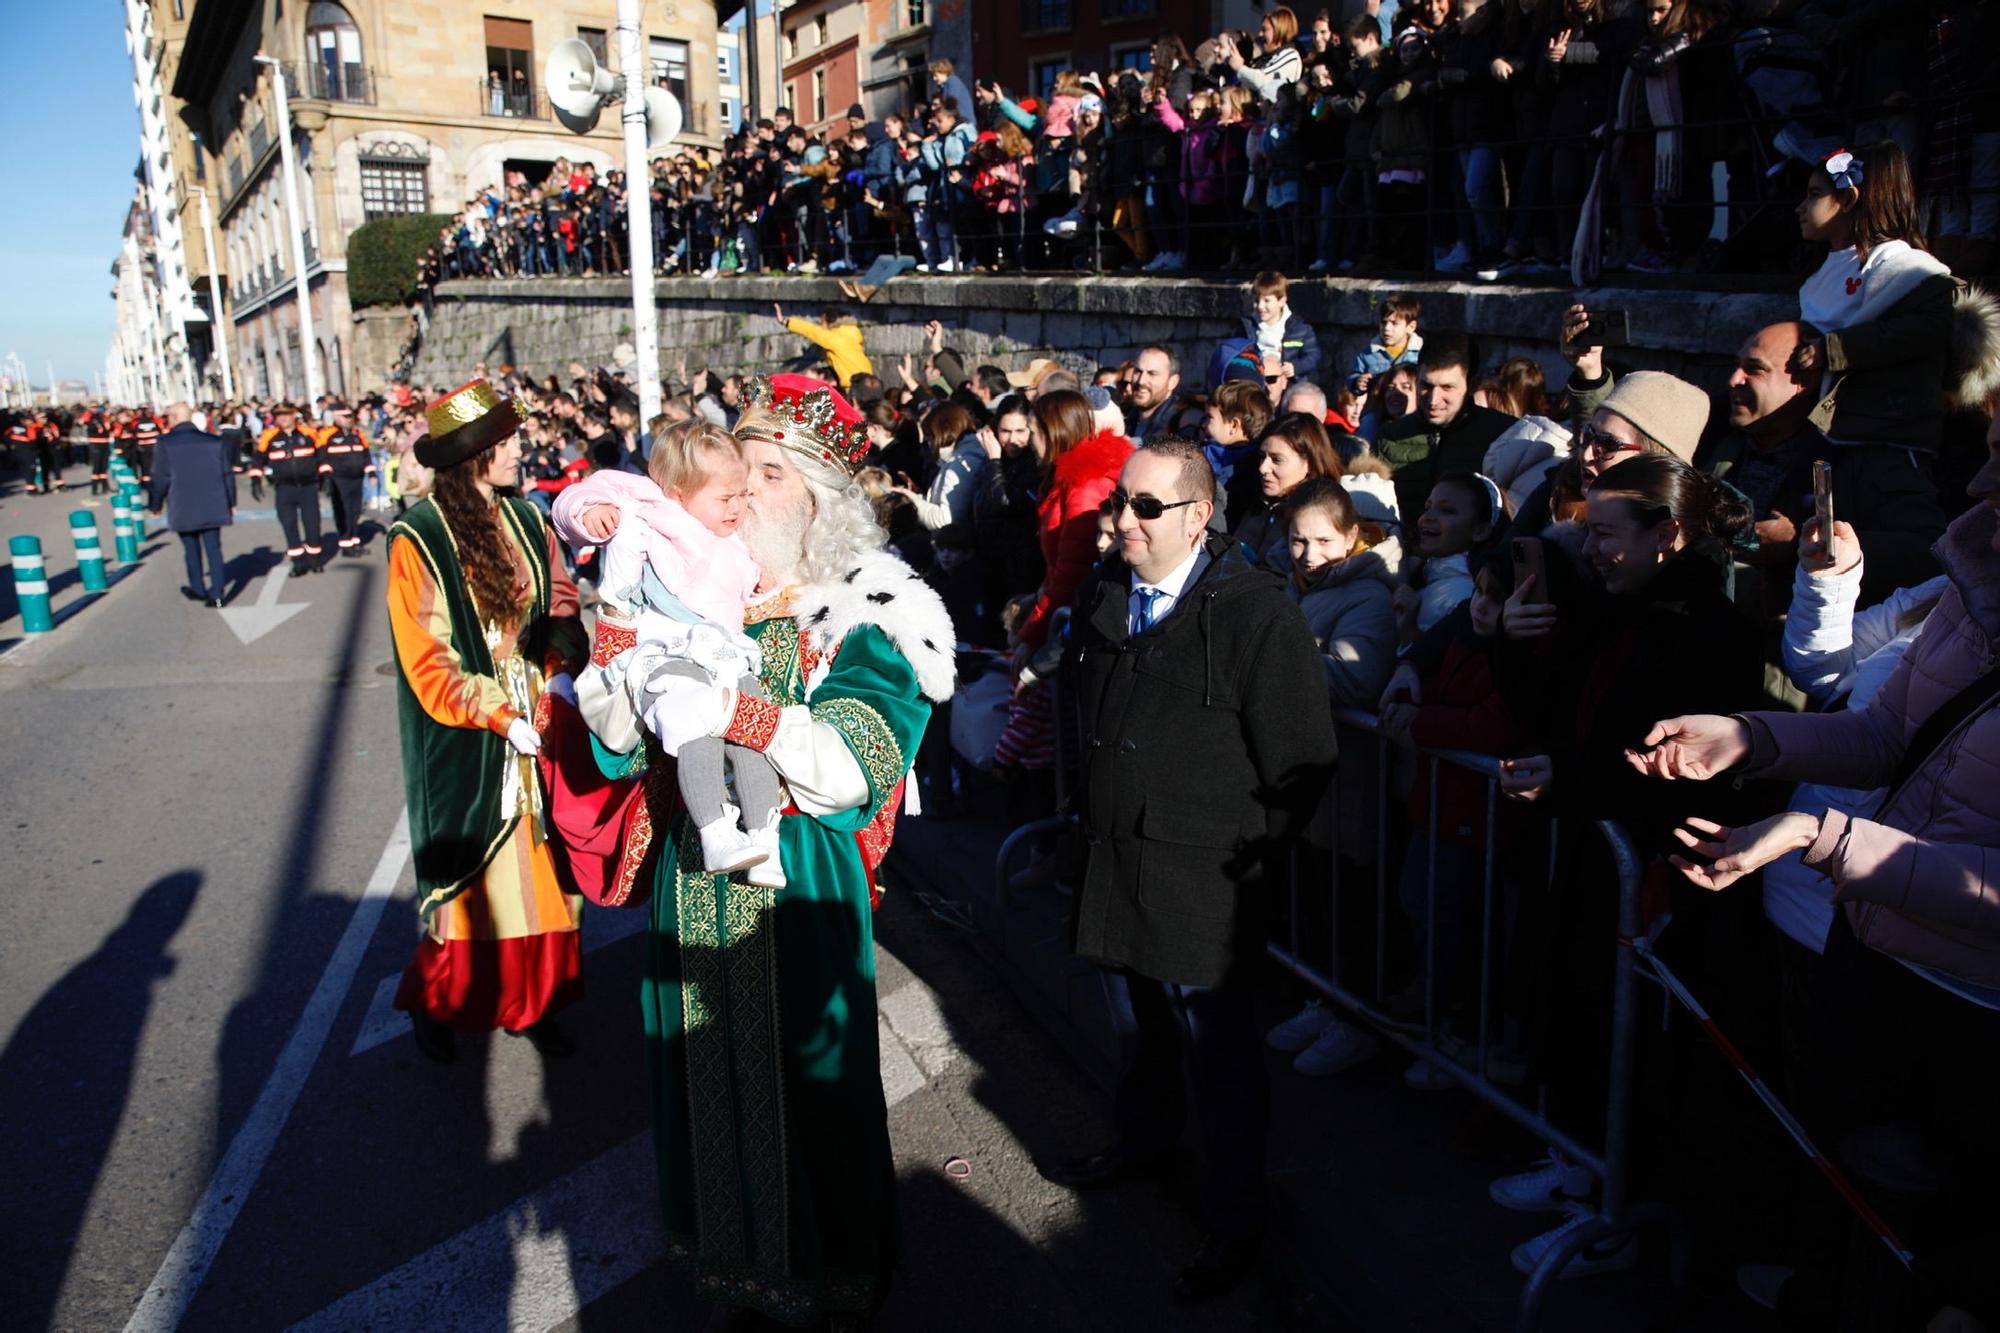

{"left": 274, "top": 483, "right": 323, "bottom": 566}
{"left": 329, "top": 475, "right": 366, "bottom": 549}
{"left": 87, "top": 443, "right": 110, "bottom": 493}
{"left": 1106, "top": 966, "right": 1270, "bottom": 1234}
{"left": 34, "top": 442, "right": 60, "bottom": 492}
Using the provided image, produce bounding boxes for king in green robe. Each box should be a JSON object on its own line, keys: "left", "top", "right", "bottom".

{"left": 586, "top": 542, "right": 956, "bottom": 1326}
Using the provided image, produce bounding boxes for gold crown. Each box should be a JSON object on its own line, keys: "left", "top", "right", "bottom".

{"left": 426, "top": 378, "right": 524, "bottom": 440}
{"left": 743, "top": 375, "right": 872, "bottom": 478}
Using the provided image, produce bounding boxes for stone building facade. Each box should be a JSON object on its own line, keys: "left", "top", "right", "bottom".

{"left": 164, "top": 0, "right": 724, "bottom": 404}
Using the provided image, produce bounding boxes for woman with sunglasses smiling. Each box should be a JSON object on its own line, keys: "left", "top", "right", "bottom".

{"left": 1506, "top": 369, "right": 1710, "bottom": 538}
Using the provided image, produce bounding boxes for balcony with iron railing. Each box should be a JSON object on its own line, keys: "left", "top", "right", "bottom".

{"left": 479, "top": 80, "right": 547, "bottom": 121}
{"left": 296, "top": 60, "right": 375, "bottom": 104}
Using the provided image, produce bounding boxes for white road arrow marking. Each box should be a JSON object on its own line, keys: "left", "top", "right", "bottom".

{"left": 349, "top": 907, "right": 649, "bottom": 1057}
{"left": 218, "top": 564, "right": 308, "bottom": 645}
{"left": 295, "top": 976, "right": 941, "bottom": 1332}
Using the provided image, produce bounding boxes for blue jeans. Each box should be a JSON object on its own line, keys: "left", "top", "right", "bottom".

{"left": 915, "top": 204, "right": 955, "bottom": 267}
{"left": 1461, "top": 146, "right": 1505, "bottom": 255}
{"left": 1103, "top": 967, "right": 1269, "bottom": 1230}
{"left": 179, "top": 528, "right": 224, "bottom": 601}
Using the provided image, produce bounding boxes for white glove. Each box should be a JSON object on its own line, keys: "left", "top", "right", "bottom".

{"left": 544, "top": 671, "right": 577, "bottom": 706}
{"left": 596, "top": 517, "right": 647, "bottom": 612}
{"left": 506, "top": 717, "right": 542, "bottom": 756}
{"left": 640, "top": 675, "right": 736, "bottom": 758}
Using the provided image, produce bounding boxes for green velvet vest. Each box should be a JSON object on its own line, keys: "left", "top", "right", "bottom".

{"left": 389, "top": 495, "right": 553, "bottom": 922}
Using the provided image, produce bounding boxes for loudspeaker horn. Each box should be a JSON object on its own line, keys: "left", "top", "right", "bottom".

{"left": 545, "top": 37, "right": 618, "bottom": 134}
{"left": 643, "top": 86, "right": 683, "bottom": 153}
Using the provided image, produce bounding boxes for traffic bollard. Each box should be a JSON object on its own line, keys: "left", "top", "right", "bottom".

{"left": 11, "top": 536, "right": 52, "bottom": 633}
{"left": 111, "top": 494, "right": 139, "bottom": 564}
{"left": 69, "top": 511, "right": 109, "bottom": 593}
{"left": 123, "top": 485, "right": 147, "bottom": 542}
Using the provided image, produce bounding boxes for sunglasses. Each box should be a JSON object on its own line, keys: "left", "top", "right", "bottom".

{"left": 1101, "top": 492, "right": 1198, "bottom": 520}
{"left": 1576, "top": 424, "right": 1641, "bottom": 458}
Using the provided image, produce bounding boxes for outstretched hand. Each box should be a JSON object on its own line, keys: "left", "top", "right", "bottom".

{"left": 1670, "top": 812, "right": 1821, "bottom": 891}
{"left": 1624, "top": 714, "right": 1751, "bottom": 781}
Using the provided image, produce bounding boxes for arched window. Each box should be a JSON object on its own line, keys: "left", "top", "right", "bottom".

{"left": 306, "top": 2, "right": 366, "bottom": 102}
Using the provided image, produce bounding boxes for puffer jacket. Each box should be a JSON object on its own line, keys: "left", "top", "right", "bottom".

{"left": 1293, "top": 534, "right": 1404, "bottom": 707}
{"left": 1018, "top": 429, "right": 1133, "bottom": 650}
{"left": 1484, "top": 414, "right": 1573, "bottom": 512}
{"left": 1743, "top": 502, "right": 2000, "bottom": 987}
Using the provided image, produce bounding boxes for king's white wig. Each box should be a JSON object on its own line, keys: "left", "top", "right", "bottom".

{"left": 735, "top": 404, "right": 886, "bottom": 588}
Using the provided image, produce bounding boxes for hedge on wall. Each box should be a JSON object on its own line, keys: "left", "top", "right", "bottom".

{"left": 346, "top": 213, "right": 454, "bottom": 308}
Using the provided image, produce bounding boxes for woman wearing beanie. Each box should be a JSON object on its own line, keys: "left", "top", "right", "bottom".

{"left": 1506, "top": 369, "right": 1711, "bottom": 537}
{"left": 1479, "top": 449, "right": 1768, "bottom": 1279}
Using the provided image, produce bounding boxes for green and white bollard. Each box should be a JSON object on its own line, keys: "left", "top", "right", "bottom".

{"left": 11, "top": 536, "right": 52, "bottom": 633}
{"left": 111, "top": 494, "right": 138, "bottom": 565}
{"left": 69, "top": 511, "right": 109, "bottom": 593}
{"left": 123, "top": 485, "right": 148, "bottom": 542}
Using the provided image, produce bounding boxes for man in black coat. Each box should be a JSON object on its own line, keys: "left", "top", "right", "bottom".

{"left": 148, "top": 402, "right": 237, "bottom": 607}
{"left": 1047, "top": 440, "right": 1336, "bottom": 1303}
{"left": 1378, "top": 330, "right": 1518, "bottom": 521}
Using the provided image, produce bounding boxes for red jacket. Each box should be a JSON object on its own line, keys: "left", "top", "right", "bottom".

{"left": 1019, "top": 429, "right": 1132, "bottom": 650}
{"left": 1407, "top": 634, "right": 1527, "bottom": 851}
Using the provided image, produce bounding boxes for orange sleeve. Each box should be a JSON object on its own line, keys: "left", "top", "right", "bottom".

{"left": 387, "top": 538, "right": 518, "bottom": 735}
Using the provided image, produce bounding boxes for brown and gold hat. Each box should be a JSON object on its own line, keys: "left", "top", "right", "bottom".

{"left": 416, "top": 379, "right": 526, "bottom": 468}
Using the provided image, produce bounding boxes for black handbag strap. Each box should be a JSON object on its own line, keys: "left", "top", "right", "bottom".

{"left": 1882, "top": 658, "right": 2000, "bottom": 810}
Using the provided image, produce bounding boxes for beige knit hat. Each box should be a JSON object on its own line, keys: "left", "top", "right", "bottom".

{"left": 1597, "top": 371, "right": 1710, "bottom": 463}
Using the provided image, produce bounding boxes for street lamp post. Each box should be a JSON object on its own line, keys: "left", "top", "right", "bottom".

{"left": 616, "top": 0, "right": 661, "bottom": 422}
{"left": 253, "top": 55, "right": 324, "bottom": 406}
{"left": 195, "top": 187, "right": 235, "bottom": 400}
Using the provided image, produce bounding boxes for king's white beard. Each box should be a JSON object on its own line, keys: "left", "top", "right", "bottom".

{"left": 741, "top": 495, "right": 811, "bottom": 585}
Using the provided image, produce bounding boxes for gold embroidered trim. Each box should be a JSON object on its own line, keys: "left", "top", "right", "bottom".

{"left": 809, "top": 697, "right": 906, "bottom": 819}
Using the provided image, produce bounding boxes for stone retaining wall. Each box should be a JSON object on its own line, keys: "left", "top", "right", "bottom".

{"left": 406, "top": 273, "right": 1794, "bottom": 395}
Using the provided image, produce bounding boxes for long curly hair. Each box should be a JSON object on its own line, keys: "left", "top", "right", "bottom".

{"left": 431, "top": 453, "right": 522, "bottom": 630}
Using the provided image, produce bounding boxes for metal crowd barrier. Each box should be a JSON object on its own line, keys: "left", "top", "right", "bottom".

{"left": 1269, "top": 707, "right": 1687, "bottom": 1330}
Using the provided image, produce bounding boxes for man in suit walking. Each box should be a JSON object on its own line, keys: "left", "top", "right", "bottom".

{"left": 148, "top": 402, "right": 237, "bottom": 607}
{"left": 1046, "top": 439, "right": 1337, "bottom": 1303}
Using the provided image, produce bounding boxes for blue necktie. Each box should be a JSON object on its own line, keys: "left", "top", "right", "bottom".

{"left": 1135, "top": 587, "right": 1164, "bottom": 634}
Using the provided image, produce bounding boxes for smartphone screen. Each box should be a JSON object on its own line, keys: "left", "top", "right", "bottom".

{"left": 1812, "top": 459, "right": 1834, "bottom": 536}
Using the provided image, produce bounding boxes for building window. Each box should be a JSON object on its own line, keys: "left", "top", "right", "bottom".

{"left": 812, "top": 68, "right": 827, "bottom": 122}
{"left": 192, "top": 132, "right": 207, "bottom": 182}
{"left": 1111, "top": 43, "right": 1153, "bottom": 71}
{"left": 1103, "top": 0, "right": 1157, "bottom": 17}
{"left": 359, "top": 157, "right": 430, "bottom": 220}
{"left": 717, "top": 45, "right": 736, "bottom": 83}
{"left": 649, "top": 37, "right": 689, "bottom": 110}
{"left": 1023, "top": 0, "right": 1072, "bottom": 31}
{"left": 785, "top": 28, "right": 797, "bottom": 59}
{"left": 720, "top": 96, "right": 738, "bottom": 129}
{"left": 484, "top": 16, "right": 536, "bottom": 117}
{"left": 904, "top": 0, "right": 927, "bottom": 27}
{"left": 576, "top": 27, "right": 608, "bottom": 64}
{"left": 815, "top": 15, "right": 828, "bottom": 46}
{"left": 1032, "top": 57, "right": 1067, "bottom": 99}
{"left": 305, "top": 2, "right": 367, "bottom": 101}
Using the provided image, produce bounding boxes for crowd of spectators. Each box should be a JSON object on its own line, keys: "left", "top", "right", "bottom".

{"left": 36, "top": 130, "right": 2000, "bottom": 1327}
{"left": 418, "top": 2, "right": 1997, "bottom": 295}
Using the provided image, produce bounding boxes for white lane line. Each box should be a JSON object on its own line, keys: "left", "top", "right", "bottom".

{"left": 348, "top": 907, "right": 649, "bottom": 1057}
{"left": 284, "top": 1132, "right": 661, "bottom": 1333}
{"left": 124, "top": 812, "right": 412, "bottom": 1333}
{"left": 291, "top": 976, "right": 938, "bottom": 1332}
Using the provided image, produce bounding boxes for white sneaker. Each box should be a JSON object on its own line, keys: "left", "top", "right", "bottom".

{"left": 914, "top": 262, "right": 931, "bottom": 273}
{"left": 1436, "top": 242, "right": 1475, "bottom": 273}
{"left": 742, "top": 825, "right": 786, "bottom": 889}
{"left": 1266, "top": 999, "right": 1335, "bottom": 1052}
{"left": 1488, "top": 1152, "right": 1594, "bottom": 1213}
{"left": 1307, "top": 258, "right": 1330, "bottom": 273}
{"left": 1292, "top": 1019, "right": 1381, "bottom": 1076}
{"left": 1157, "top": 251, "right": 1186, "bottom": 272}
{"left": 698, "top": 811, "right": 768, "bottom": 875}
{"left": 1141, "top": 251, "right": 1171, "bottom": 272}
{"left": 934, "top": 258, "right": 958, "bottom": 273}
{"left": 1508, "top": 1202, "right": 1637, "bottom": 1279}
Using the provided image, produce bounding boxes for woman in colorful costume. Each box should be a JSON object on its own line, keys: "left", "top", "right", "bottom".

{"left": 387, "top": 379, "right": 589, "bottom": 1063}
{"left": 575, "top": 374, "right": 955, "bottom": 1326}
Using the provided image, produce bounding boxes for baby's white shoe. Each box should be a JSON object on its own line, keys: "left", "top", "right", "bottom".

{"left": 698, "top": 808, "right": 767, "bottom": 875}
{"left": 742, "top": 824, "right": 786, "bottom": 889}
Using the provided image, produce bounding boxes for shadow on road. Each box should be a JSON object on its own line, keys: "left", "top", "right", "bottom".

{"left": 0, "top": 871, "right": 203, "bottom": 1331}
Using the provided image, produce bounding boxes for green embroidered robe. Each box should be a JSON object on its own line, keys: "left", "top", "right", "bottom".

{"left": 604, "top": 614, "right": 929, "bottom": 1324}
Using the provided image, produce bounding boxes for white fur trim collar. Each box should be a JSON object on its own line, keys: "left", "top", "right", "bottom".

{"left": 795, "top": 549, "right": 958, "bottom": 703}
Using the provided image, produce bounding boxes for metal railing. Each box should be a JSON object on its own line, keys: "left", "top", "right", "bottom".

{"left": 298, "top": 61, "right": 374, "bottom": 104}
{"left": 1268, "top": 708, "right": 1688, "bottom": 1330}
{"left": 479, "top": 82, "right": 547, "bottom": 121}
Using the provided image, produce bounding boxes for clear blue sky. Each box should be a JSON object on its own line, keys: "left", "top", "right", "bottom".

{"left": 0, "top": 3, "right": 144, "bottom": 387}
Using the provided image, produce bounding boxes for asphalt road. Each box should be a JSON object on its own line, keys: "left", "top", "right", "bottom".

{"left": 0, "top": 459, "right": 1274, "bottom": 1333}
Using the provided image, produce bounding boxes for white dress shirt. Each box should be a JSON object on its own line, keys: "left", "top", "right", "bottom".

{"left": 1128, "top": 545, "right": 1206, "bottom": 636}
